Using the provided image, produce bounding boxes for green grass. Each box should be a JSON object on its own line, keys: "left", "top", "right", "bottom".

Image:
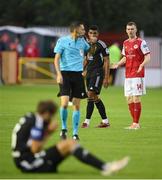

{"left": 0, "top": 85, "right": 162, "bottom": 179}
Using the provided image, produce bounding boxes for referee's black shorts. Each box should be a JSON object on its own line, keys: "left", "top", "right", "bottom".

{"left": 58, "top": 71, "right": 87, "bottom": 99}
{"left": 86, "top": 74, "right": 104, "bottom": 95}
{"left": 13, "top": 146, "right": 65, "bottom": 173}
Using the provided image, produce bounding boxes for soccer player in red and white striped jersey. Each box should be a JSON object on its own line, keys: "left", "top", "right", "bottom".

{"left": 112, "top": 22, "right": 150, "bottom": 129}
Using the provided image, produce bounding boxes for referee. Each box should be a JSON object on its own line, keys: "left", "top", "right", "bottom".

{"left": 54, "top": 22, "right": 90, "bottom": 140}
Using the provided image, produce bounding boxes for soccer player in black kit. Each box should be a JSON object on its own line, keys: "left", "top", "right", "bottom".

{"left": 11, "top": 100, "right": 129, "bottom": 175}
{"left": 82, "top": 25, "right": 110, "bottom": 128}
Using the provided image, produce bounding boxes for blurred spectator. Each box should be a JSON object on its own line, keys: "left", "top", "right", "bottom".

{"left": 9, "top": 36, "right": 23, "bottom": 83}
{"left": 1, "top": 33, "right": 10, "bottom": 50}
{"left": 24, "top": 36, "right": 40, "bottom": 57}
{"left": 24, "top": 36, "right": 40, "bottom": 79}
{"left": 0, "top": 35, "right": 6, "bottom": 51}
{"left": 109, "top": 42, "right": 121, "bottom": 85}
{"left": 48, "top": 41, "right": 55, "bottom": 58}
{"left": 9, "top": 37, "right": 23, "bottom": 57}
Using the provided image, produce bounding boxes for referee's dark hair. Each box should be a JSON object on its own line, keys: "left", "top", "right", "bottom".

{"left": 37, "top": 100, "right": 58, "bottom": 115}
{"left": 89, "top": 25, "right": 99, "bottom": 32}
{"left": 127, "top": 21, "right": 137, "bottom": 28}
{"left": 70, "top": 21, "right": 83, "bottom": 32}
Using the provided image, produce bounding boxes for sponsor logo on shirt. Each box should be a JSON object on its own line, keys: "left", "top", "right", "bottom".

{"left": 134, "top": 44, "right": 138, "bottom": 49}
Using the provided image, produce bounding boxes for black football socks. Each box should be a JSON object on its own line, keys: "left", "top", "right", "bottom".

{"left": 95, "top": 99, "right": 107, "bottom": 119}
{"left": 72, "top": 145, "right": 105, "bottom": 170}
{"left": 86, "top": 98, "right": 94, "bottom": 119}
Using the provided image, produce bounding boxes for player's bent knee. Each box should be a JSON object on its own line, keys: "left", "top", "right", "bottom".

{"left": 61, "top": 105, "right": 68, "bottom": 109}
{"left": 73, "top": 105, "right": 80, "bottom": 111}
{"left": 126, "top": 96, "right": 133, "bottom": 104}
{"left": 94, "top": 95, "right": 99, "bottom": 101}
{"left": 133, "top": 96, "right": 141, "bottom": 103}
{"left": 56, "top": 139, "right": 77, "bottom": 156}
{"left": 88, "top": 91, "right": 96, "bottom": 99}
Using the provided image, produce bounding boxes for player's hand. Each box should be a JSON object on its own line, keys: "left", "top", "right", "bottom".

{"left": 82, "top": 71, "right": 87, "bottom": 77}
{"left": 56, "top": 74, "right": 63, "bottom": 84}
{"left": 137, "top": 64, "right": 143, "bottom": 73}
{"left": 89, "top": 36, "right": 97, "bottom": 44}
{"left": 47, "top": 121, "right": 58, "bottom": 134}
{"left": 110, "top": 63, "right": 119, "bottom": 69}
{"left": 103, "top": 77, "right": 109, "bottom": 88}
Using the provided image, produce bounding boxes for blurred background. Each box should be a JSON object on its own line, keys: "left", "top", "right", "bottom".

{"left": 0, "top": 0, "right": 162, "bottom": 86}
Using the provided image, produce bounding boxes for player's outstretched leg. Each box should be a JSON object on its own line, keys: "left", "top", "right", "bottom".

{"left": 56, "top": 139, "right": 130, "bottom": 176}
{"left": 60, "top": 96, "right": 69, "bottom": 139}
{"left": 95, "top": 99, "right": 110, "bottom": 128}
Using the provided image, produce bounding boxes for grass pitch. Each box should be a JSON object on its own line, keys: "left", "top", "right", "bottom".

{"left": 0, "top": 85, "right": 162, "bottom": 179}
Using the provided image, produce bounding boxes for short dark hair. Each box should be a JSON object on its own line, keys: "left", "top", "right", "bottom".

{"left": 89, "top": 25, "right": 99, "bottom": 32}
{"left": 127, "top": 21, "right": 137, "bottom": 28}
{"left": 70, "top": 21, "right": 83, "bottom": 32}
{"left": 37, "top": 100, "right": 57, "bottom": 115}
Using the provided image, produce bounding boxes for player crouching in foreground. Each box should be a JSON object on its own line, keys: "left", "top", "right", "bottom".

{"left": 11, "top": 100, "right": 129, "bottom": 175}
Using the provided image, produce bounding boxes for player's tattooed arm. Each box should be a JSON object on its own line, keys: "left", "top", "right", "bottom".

{"left": 103, "top": 56, "right": 110, "bottom": 88}
{"left": 137, "top": 53, "right": 150, "bottom": 73}
{"left": 54, "top": 53, "right": 63, "bottom": 84}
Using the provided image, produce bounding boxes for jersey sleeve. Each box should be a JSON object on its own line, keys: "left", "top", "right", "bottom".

{"left": 30, "top": 127, "right": 44, "bottom": 141}
{"left": 140, "top": 40, "right": 150, "bottom": 55}
{"left": 99, "top": 41, "right": 109, "bottom": 57}
{"left": 54, "top": 38, "right": 64, "bottom": 55}
{"left": 30, "top": 116, "right": 44, "bottom": 141}
{"left": 102, "top": 46, "right": 109, "bottom": 57}
{"left": 84, "top": 39, "right": 90, "bottom": 53}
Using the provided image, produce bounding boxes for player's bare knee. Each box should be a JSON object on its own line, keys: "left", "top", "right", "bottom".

{"left": 61, "top": 104, "right": 68, "bottom": 109}
{"left": 88, "top": 91, "right": 96, "bottom": 99}
{"left": 56, "top": 139, "right": 77, "bottom": 155}
{"left": 66, "top": 139, "right": 77, "bottom": 150}
{"left": 94, "top": 95, "right": 99, "bottom": 101}
{"left": 133, "top": 96, "right": 141, "bottom": 103}
{"left": 126, "top": 96, "right": 133, "bottom": 104}
{"left": 73, "top": 105, "right": 80, "bottom": 111}
{"left": 72, "top": 98, "right": 80, "bottom": 110}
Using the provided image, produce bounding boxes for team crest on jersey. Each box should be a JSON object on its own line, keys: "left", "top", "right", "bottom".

{"left": 80, "top": 49, "right": 84, "bottom": 57}
{"left": 134, "top": 44, "right": 138, "bottom": 49}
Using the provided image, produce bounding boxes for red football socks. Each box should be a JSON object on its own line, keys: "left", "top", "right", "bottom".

{"left": 133, "top": 102, "right": 141, "bottom": 123}
{"left": 128, "top": 103, "right": 134, "bottom": 120}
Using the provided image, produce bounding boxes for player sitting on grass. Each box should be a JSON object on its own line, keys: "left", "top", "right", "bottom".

{"left": 11, "top": 100, "right": 129, "bottom": 175}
